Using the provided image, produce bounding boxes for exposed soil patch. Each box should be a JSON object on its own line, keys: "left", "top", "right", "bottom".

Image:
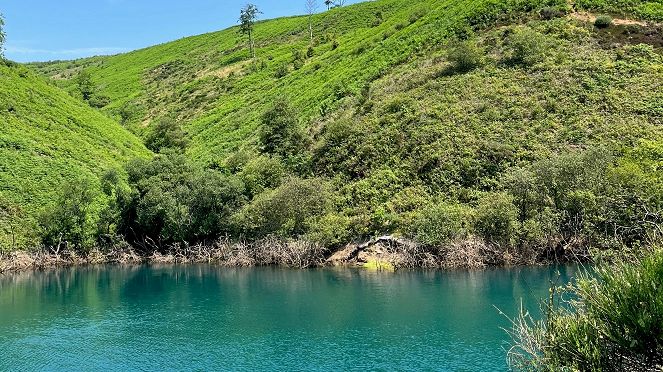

{"left": 569, "top": 12, "right": 648, "bottom": 26}
{"left": 568, "top": 12, "right": 663, "bottom": 49}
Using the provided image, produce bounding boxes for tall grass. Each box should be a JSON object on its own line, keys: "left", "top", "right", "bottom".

{"left": 508, "top": 247, "right": 663, "bottom": 370}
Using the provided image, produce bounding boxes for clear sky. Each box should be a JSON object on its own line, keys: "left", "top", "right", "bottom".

{"left": 1, "top": 0, "right": 363, "bottom": 63}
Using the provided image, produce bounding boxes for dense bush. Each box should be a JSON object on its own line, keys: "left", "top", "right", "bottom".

{"left": 504, "top": 28, "right": 553, "bottom": 66}
{"left": 509, "top": 248, "right": 663, "bottom": 370}
{"left": 594, "top": 14, "right": 613, "bottom": 28}
{"left": 238, "top": 155, "right": 286, "bottom": 197}
{"left": 258, "top": 99, "right": 310, "bottom": 173}
{"left": 233, "top": 177, "right": 330, "bottom": 238}
{"left": 405, "top": 202, "right": 471, "bottom": 246}
{"left": 121, "top": 151, "right": 245, "bottom": 246}
{"left": 144, "top": 118, "right": 188, "bottom": 153}
{"left": 38, "top": 178, "right": 98, "bottom": 250}
{"left": 446, "top": 39, "right": 484, "bottom": 73}
{"left": 474, "top": 192, "right": 520, "bottom": 248}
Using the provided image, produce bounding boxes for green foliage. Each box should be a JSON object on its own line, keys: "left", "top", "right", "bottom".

{"left": 504, "top": 28, "right": 554, "bottom": 66}
{"left": 510, "top": 248, "right": 663, "bottom": 369}
{"left": 145, "top": 117, "right": 188, "bottom": 153}
{"left": 474, "top": 192, "right": 520, "bottom": 248}
{"left": 594, "top": 14, "right": 613, "bottom": 28}
{"left": 576, "top": 0, "right": 663, "bottom": 21}
{"left": 405, "top": 202, "right": 471, "bottom": 246}
{"left": 259, "top": 99, "right": 308, "bottom": 159}
{"left": 124, "top": 151, "right": 245, "bottom": 245}
{"left": 76, "top": 70, "right": 96, "bottom": 101}
{"left": 238, "top": 155, "right": 286, "bottom": 197}
{"left": 447, "top": 39, "right": 484, "bottom": 73}
{"left": 38, "top": 178, "right": 98, "bottom": 250}
{"left": 233, "top": 177, "right": 329, "bottom": 238}
{"left": 0, "top": 64, "right": 149, "bottom": 248}
{"left": 12, "top": 0, "right": 663, "bottom": 254}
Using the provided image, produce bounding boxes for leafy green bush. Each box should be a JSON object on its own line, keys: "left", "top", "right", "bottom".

{"left": 123, "top": 151, "right": 245, "bottom": 245}
{"left": 38, "top": 178, "right": 99, "bottom": 250}
{"left": 259, "top": 99, "right": 308, "bottom": 159}
{"left": 594, "top": 15, "right": 613, "bottom": 28}
{"left": 509, "top": 248, "right": 663, "bottom": 370}
{"left": 239, "top": 155, "right": 286, "bottom": 197}
{"left": 447, "top": 39, "right": 484, "bottom": 73}
{"left": 306, "top": 212, "right": 353, "bottom": 247}
{"left": 504, "top": 28, "right": 553, "bottom": 67}
{"left": 145, "top": 118, "right": 188, "bottom": 153}
{"left": 405, "top": 202, "right": 471, "bottom": 246}
{"left": 474, "top": 192, "right": 519, "bottom": 248}
{"left": 274, "top": 63, "right": 289, "bottom": 78}
{"left": 233, "top": 177, "right": 329, "bottom": 238}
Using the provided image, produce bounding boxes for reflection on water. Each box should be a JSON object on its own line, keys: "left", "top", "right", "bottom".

{"left": 0, "top": 265, "right": 581, "bottom": 371}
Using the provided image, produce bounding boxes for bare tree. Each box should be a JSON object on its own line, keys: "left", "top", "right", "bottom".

{"left": 305, "top": 0, "right": 318, "bottom": 43}
{"left": 239, "top": 4, "right": 261, "bottom": 59}
{"left": 0, "top": 12, "right": 5, "bottom": 58}
{"left": 324, "top": 0, "right": 344, "bottom": 10}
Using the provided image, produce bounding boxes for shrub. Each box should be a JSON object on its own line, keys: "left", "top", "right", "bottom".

{"left": 118, "top": 101, "right": 144, "bottom": 125}
{"left": 539, "top": 7, "right": 564, "bottom": 20}
{"left": 409, "top": 9, "right": 426, "bottom": 24}
{"left": 594, "top": 15, "right": 613, "bottom": 28}
{"left": 259, "top": 98, "right": 308, "bottom": 158}
{"left": 123, "top": 151, "right": 245, "bottom": 246}
{"left": 447, "top": 39, "right": 484, "bottom": 73}
{"left": 76, "top": 70, "right": 95, "bottom": 102}
{"left": 88, "top": 94, "right": 111, "bottom": 108}
{"left": 505, "top": 28, "right": 552, "bottom": 67}
{"left": 474, "top": 192, "right": 519, "bottom": 248}
{"left": 145, "top": 117, "right": 188, "bottom": 153}
{"left": 38, "top": 178, "right": 98, "bottom": 250}
{"left": 274, "top": 64, "right": 289, "bottom": 78}
{"left": 306, "top": 45, "right": 315, "bottom": 58}
{"left": 405, "top": 202, "right": 471, "bottom": 246}
{"left": 233, "top": 177, "right": 330, "bottom": 237}
{"left": 239, "top": 155, "right": 286, "bottom": 197}
{"left": 509, "top": 248, "right": 663, "bottom": 370}
{"left": 306, "top": 212, "right": 353, "bottom": 247}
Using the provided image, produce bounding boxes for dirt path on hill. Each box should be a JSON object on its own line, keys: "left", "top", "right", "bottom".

{"left": 568, "top": 11, "right": 649, "bottom": 26}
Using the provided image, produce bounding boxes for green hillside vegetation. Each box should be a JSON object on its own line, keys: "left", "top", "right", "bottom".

{"left": 20, "top": 0, "right": 663, "bottom": 261}
{"left": 0, "top": 62, "right": 151, "bottom": 249}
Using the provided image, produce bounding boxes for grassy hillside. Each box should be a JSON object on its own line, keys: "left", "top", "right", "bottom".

{"left": 24, "top": 0, "right": 663, "bottom": 257}
{"left": 0, "top": 62, "right": 151, "bottom": 249}
{"left": 33, "top": 0, "right": 574, "bottom": 163}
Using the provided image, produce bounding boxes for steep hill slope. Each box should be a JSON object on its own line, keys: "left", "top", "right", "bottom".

{"left": 33, "top": 0, "right": 579, "bottom": 163}
{"left": 0, "top": 62, "right": 151, "bottom": 249}
{"left": 26, "top": 0, "right": 663, "bottom": 255}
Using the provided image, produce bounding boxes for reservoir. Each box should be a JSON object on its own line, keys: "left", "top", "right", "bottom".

{"left": 0, "top": 265, "right": 580, "bottom": 370}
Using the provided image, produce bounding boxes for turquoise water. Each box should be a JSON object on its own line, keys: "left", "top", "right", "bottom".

{"left": 0, "top": 265, "right": 579, "bottom": 371}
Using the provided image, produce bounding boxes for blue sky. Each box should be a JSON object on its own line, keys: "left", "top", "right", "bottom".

{"left": 1, "top": 0, "right": 363, "bottom": 63}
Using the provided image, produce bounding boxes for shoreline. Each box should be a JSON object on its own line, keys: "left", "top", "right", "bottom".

{"left": 0, "top": 236, "right": 585, "bottom": 274}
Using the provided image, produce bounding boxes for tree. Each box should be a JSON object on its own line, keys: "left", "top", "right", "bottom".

{"left": 76, "top": 70, "right": 95, "bottom": 102}
{"left": 324, "top": 0, "right": 345, "bottom": 10}
{"left": 145, "top": 117, "right": 188, "bottom": 153}
{"left": 0, "top": 12, "right": 5, "bottom": 58}
{"left": 239, "top": 4, "right": 261, "bottom": 59}
{"left": 259, "top": 99, "right": 307, "bottom": 158}
{"left": 305, "top": 0, "right": 318, "bottom": 43}
{"left": 38, "top": 178, "right": 98, "bottom": 250}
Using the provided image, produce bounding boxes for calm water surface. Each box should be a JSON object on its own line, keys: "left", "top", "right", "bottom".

{"left": 0, "top": 265, "right": 580, "bottom": 371}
